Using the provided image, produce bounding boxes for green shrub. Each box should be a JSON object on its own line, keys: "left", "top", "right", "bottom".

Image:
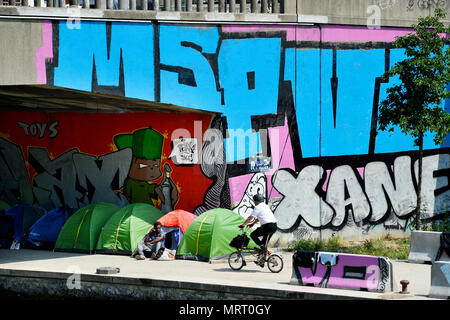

{"left": 287, "top": 236, "right": 410, "bottom": 260}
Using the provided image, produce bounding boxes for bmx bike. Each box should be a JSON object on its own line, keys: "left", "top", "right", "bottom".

{"left": 228, "top": 226, "right": 284, "bottom": 273}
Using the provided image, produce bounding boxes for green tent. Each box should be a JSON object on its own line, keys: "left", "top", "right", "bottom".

{"left": 96, "top": 203, "right": 164, "bottom": 255}
{"left": 0, "top": 200, "right": 10, "bottom": 212}
{"left": 176, "top": 208, "right": 257, "bottom": 262}
{"left": 54, "top": 202, "right": 120, "bottom": 253}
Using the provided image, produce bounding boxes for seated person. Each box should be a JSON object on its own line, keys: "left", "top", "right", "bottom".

{"left": 136, "top": 222, "right": 165, "bottom": 260}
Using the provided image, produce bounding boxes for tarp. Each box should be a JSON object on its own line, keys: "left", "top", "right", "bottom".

{"left": 96, "top": 203, "right": 164, "bottom": 255}
{"left": 28, "top": 206, "right": 77, "bottom": 246}
{"left": 161, "top": 226, "right": 183, "bottom": 250}
{"left": 176, "top": 208, "right": 257, "bottom": 261}
{"left": 157, "top": 209, "right": 197, "bottom": 234}
{"left": 54, "top": 202, "right": 120, "bottom": 253}
{"left": 5, "top": 205, "right": 47, "bottom": 243}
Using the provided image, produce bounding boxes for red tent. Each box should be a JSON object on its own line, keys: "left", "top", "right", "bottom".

{"left": 157, "top": 210, "right": 197, "bottom": 234}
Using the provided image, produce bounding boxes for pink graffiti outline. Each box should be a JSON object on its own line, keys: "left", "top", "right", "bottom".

{"left": 34, "top": 21, "right": 53, "bottom": 84}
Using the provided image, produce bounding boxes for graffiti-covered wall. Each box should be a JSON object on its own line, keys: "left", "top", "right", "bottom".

{"left": 0, "top": 19, "right": 449, "bottom": 242}
{"left": 0, "top": 110, "right": 227, "bottom": 216}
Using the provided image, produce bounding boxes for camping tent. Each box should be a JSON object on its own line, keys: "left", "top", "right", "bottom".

{"left": 0, "top": 201, "right": 13, "bottom": 248}
{"left": 28, "top": 206, "right": 77, "bottom": 247}
{"left": 156, "top": 209, "right": 197, "bottom": 250}
{"left": 96, "top": 203, "right": 164, "bottom": 255}
{"left": 157, "top": 209, "right": 197, "bottom": 234}
{"left": 54, "top": 202, "right": 120, "bottom": 253}
{"left": 176, "top": 208, "right": 257, "bottom": 261}
{"left": 4, "top": 205, "right": 47, "bottom": 245}
{"left": 0, "top": 200, "right": 10, "bottom": 212}
{"left": 161, "top": 226, "right": 183, "bottom": 250}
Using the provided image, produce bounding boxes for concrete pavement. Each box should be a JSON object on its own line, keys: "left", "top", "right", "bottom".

{"left": 0, "top": 249, "right": 440, "bottom": 300}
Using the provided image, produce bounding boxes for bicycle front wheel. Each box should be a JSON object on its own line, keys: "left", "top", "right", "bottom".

{"left": 228, "top": 251, "right": 245, "bottom": 271}
{"left": 267, "top": 254, "right": 283, "bottom": 273}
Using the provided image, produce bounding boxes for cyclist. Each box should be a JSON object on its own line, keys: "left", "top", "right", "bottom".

{"left": 238, "top": 194, "right": 277, "bottom": 256}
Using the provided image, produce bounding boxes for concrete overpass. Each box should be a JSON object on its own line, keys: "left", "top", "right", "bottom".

{"left": 0, "top": 0, "right": 447, "bottom": 28}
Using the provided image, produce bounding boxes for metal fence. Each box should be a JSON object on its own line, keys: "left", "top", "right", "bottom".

{"left": 0, "top": 0, "right": 288, "bottom": 13}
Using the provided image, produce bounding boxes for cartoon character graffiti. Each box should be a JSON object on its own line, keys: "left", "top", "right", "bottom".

{"left": 114, "top": 127, "right": 179, "bottom": 212}
{"left": 233, "top": 172, "right": 267, "bottom": 221}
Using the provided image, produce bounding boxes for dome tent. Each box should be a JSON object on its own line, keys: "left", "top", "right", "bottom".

{"left": 54, "top": 203, "right": 120, "bottom": 253}
{"left": 0, "top": 200, "right": 10, "bottom": 212}
{"left": 5, "top": 205, "right": 47, "bottom": 245}
{"left": 156, "top": 209, "right": 197, "bottom": 250}
{"left": 157, "top": 209, "right": 197, "bottom": 234}
{"left": 96, "top": 203, "right": 164, "bottom": 255}
{"left": 28, "top": 206, "right": 77, "bottom": 247}
{"left": 176, "top": 208, "right": 257, "bottom": 262}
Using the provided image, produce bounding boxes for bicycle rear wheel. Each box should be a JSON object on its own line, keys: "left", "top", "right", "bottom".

{"left": 267, "top": 254, "right": 283, "bottom": 273}
{"left": 228, "top": 251, "right": 245, "bottom": 271}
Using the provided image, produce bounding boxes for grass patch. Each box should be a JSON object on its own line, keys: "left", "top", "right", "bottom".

{"left": 286, "top": 235, "right": 410, "bottom": 260}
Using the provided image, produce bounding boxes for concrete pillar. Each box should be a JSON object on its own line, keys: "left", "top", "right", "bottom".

{"left": 96, "top": 0, "right": 106, "bottom": 9}
{"left": 261, "top": 0, "right": 267, "bottom": 13}
{"left": 175, "top": 0, "right": 181, "bottom": 11}
{"left": 107, "top": 0, "right": 112, "bottom": 8}
{"left": 240, "top": 0, "right": 245, "bottom": 13}
{"left": 131, "top": 0, "right": 136, "bottom": 10}
{"left": 23, "top": 0, "right": 29, "bottom": 6}
{"left": 218, "top": 0, "right": 225, "bottom": 12}
{"left": 47, "top": 0, "right": 53, "bottom": 7}
{"left": 153, "top": 0, "right": 158, "bottom": 10}
{"left": 229, "top": 0, "right": 235, "bottom": 13}
{"left": 251, "top": 0, "right": 257, "bottom": 13}
{"left": 197, "top": 0, "right": 202, "bottom": 12}
{"left": 273, "top": 0, "right": 279, "bottom": 13}
{"left": 186, "top": 0, "right": 191, "bottom": 11}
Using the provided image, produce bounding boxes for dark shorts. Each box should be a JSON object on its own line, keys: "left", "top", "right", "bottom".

{"left": 250, "top": 222, "right": 277, "bottom": 247}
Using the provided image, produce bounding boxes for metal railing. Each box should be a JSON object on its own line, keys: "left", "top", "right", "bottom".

{"left": 0, "top": 0, "right": 288, "bottom": 13}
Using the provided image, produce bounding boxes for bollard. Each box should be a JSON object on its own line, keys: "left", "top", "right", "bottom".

{"left": 400, "top": 280, "right": 410, "bottom": 294}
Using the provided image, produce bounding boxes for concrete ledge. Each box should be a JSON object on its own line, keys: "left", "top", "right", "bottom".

{"left": 408, "top": 231, "right": 450, "bottom": 264}
{"left": 1, "top": 2, "right": 448, "bottom": 27}
{"left": 429, "top": 261, "right": 450, "bottom": 299}
{"left": 0, "top": 7, "right": 298, "bottom": 24}
{"left": 0, "top": 267, "right": 380, "bottom": 300}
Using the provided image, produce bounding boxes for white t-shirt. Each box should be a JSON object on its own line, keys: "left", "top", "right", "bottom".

{"left": 250, "top": 202, "right": 277, "bottom": 225}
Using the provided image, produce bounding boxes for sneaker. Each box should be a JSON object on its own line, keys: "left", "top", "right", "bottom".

{"left": 151, "top": 252, "right": 157, "bottom": 260}
{"left": 135, "top": 254, "right": 146, "bottom": 260}
{"left": 10, "top": 240, "right": 19, "bottom": 250}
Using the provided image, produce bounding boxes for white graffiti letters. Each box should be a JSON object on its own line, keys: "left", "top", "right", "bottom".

{"left": 18, "top": 121, "right": 59, "bottom": 138}
{"left": 365, "top": 156, "right": 417, "bottom": 222}
{"left": 273, "top": 153, "right": 450, "bottom": 230}
{"left": 414, "top": 154, "right": 450, "bottom": 218}
{"left": 327, "top": 165, "right": 371, "bottom": 227}
{"left": 272, "top": 166, "right": 334, "bottom": 229}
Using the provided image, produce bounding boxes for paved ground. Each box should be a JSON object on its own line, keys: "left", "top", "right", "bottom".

{"left": 0, "top": 249, "right": 439, "bottom": 300}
